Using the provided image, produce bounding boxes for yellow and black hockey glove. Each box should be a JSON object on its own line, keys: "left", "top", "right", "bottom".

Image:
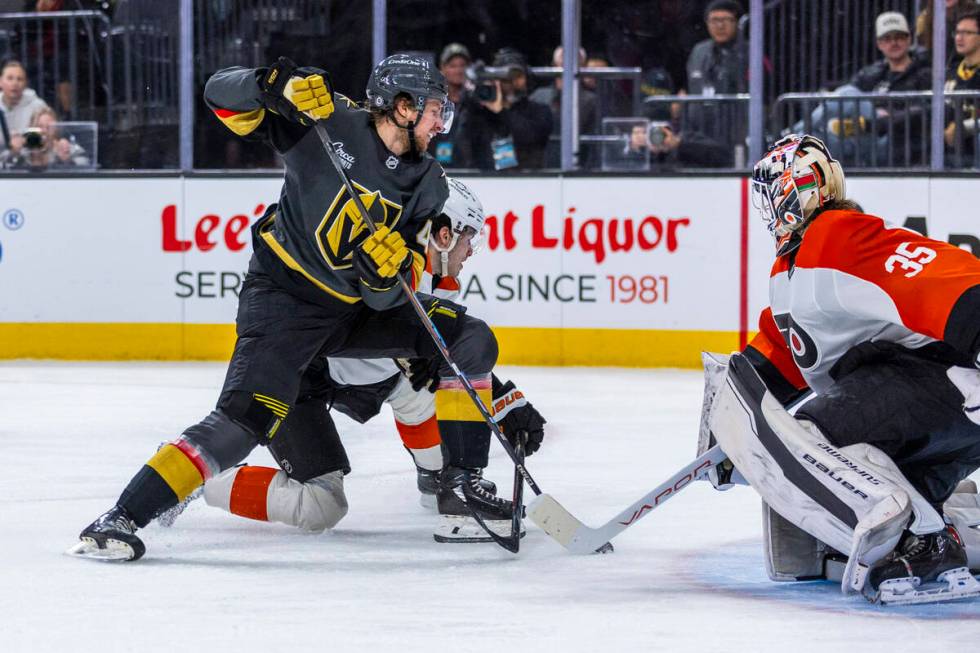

{"left": 353, "top": 226, "right": 412, "bottom": 291}
{"left": 259, "top": 57, "right": 334, "bottom": 126}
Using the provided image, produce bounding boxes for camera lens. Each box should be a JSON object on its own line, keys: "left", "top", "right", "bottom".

{"left": 476, "top": 83, "right": 497, "bottom": 103}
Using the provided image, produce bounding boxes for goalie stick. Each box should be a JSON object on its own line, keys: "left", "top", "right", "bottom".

{"left": 314, "top": 121, "right": 538, "bottom": 552}
{"left": 528, "top": 443, "right": 728, "bottom": 554}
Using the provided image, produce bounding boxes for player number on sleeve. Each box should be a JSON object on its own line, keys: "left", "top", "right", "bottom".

{"left": 884, "top": 242, "right": 936, "bottom": 278}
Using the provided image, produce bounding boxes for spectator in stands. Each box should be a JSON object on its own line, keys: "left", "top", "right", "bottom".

{"left": 0, "top": 107, "right": 90, "bottom": 169}
{"left": 685, "top": 0, "right": 747, "bottom": 96}
{"left": 529, "top": 46, "right": 598, "bottom": 168}
{"left": 917, "top": 0, "right": 977, "bottom": 61}
{"left": 0, "top": 59, "right": 50, "bottom": 150}
{"left": 429, "top": 43, "right": 471, "bottom": 167}
{"left": 456, "top": 47, "right": 552, "bottom": 170}
{"left": 852, "top": 12, "right": 932, "bottom": 93}
{"left": 944, "top": 9, "right": 980, "bottom": 165}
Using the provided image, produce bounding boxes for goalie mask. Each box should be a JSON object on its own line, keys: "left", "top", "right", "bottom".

{"left": 751, "top": 134, "right": 845, "bottom": 256}
{"left": 430, "top": 178, "right": 487, "bottom": 277}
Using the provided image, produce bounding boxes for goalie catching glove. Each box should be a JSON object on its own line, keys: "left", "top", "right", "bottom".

{"left": 491, "top": 378, "right": 545, "bottom": 456}
{"left": 354, "top": 225, "right": 413, "bottom": 291}
{"left": 259, "top": 56, "right": 334, "bottom": 126}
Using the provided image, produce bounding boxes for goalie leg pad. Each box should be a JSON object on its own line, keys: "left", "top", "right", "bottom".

{"left": 763, "top": 500, "right": 836, "bottom": 581}
{"left": 710, "top": 354, "right": 945, "bottom": 593}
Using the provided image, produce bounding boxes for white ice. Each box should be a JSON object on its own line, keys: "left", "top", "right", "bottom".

{"left": 2, "top": 362, "right": 980, "bottom": 652}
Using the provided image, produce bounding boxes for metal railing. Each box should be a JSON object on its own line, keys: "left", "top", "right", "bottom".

{"left": 0, "top": 10, "right": 112, "bottom": 124}
{"left": 194, "top": 0, "right": 331, "bottom": 85}
{"left": 636, "top": 94, "right": 752, "bottom": 169}
{"left": 532, "top": 66, "right": 642, "bottom": 169}
{"left": 773, "top": 90, "right": 980, "bottom": 169}
{"left": 764, "top": 0, "right": 922, "bottom": 97}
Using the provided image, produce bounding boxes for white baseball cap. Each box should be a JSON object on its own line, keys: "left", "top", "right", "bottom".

{"left": 876, "top": 12, "right": 910, "bottom": 38}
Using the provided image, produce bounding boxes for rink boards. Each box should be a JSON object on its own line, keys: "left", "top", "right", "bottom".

{"left": 0, "top": 175, "right": 975, "bottom": 366}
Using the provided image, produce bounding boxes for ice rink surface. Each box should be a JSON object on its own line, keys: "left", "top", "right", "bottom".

{"left": 3, "top": 361, "right": 980, "bottom": 652}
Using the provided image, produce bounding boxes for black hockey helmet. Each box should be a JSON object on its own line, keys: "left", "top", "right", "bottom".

{"left": 366, "top": 53, "right": 453, "bottom": 131}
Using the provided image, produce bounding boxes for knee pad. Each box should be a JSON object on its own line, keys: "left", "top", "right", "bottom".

{"left": 710, "top": 354, "right": 945, "bottom": 593}
{"left": 205, "top": 466, "right": 348, "bottom": 533}
{"left": 447, "top": 315, "right": 498, "bottom": 375}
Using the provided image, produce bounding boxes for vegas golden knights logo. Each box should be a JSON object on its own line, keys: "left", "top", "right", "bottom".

{"left": 316, "top": 181, "right": 403, "bottom": 269}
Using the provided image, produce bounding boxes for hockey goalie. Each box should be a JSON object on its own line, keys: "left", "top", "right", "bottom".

{"left": 704, "top": 134, "right": 980, "bottom": 605}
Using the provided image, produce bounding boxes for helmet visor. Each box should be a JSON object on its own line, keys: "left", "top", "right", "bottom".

{"left": 750, "top": 178, "right": 777, "bottom": 234}
{"left": 438, "top": 99, "right": 455, "bottom": 134}
{"left": 466, "top": 224, "right": 487, "bottom": 254}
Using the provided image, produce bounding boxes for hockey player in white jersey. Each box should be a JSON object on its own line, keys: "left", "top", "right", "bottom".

{"left": 706, "top": 134, "right": 980, "bottom": 604}
{"left": 196, "top": 178, "right": 546, "bottom": 542}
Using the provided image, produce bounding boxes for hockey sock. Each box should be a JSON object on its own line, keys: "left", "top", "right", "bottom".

{"left": 118, "top": 440, "right": 214, "bottom": 527}
{"left": 434, "top": 374, "right": 492, "bottom": 469}
{"left": 396, "top": 415, "right": 443, "bottom": 471}
{"left": 205, "top": 465, "right": 279, "bottom": 522}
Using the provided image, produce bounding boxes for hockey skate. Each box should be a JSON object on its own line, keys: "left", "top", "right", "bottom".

{"left": 67, "top": 506, "right": 145, "bottom": 561}
{"left": 418, "top": 466, "right": 496, "bottom": 510}
{"left": 867, "top": 529, "right": 980, "bottom": 605}
{"left": 434, "top": 466, "right": 523, "bottom": 543}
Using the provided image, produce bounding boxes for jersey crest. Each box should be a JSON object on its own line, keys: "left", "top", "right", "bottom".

{"left": 316, "top": 181, "right": 403, "bottom": 269}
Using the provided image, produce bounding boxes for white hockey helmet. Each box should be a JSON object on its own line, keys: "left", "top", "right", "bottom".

{"left": 430, "top": 177, "right": 487, "bottom": 276}
{"left": 751, "top": 133, "right": 845, "bottom": 255}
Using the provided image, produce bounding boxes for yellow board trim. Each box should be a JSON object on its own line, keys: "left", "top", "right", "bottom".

{"left": 435, "top": 387, "right": 493, "bottom": 422}
{"left": 0, "top": 323, "right": 745, "bottom": 368}
{"left": 146, "top": 444, "right": 204, "bottom": 501}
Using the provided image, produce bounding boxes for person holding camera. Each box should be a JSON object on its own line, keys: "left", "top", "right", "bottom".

{"left": 0, "top": 59, "right": 50, "bottom": 153}
{"left": 628, "top": 120, "right": 731, "bottom": 168}
{"left": 457, "top": 48, "right": 553, "bottom": 171}
{"left": 0, "top": 107, "right": 89, "bottom": 170}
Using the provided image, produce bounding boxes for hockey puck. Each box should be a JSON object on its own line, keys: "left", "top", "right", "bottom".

{"left": 594, "top": 542, "right": 615, "bottom": 554}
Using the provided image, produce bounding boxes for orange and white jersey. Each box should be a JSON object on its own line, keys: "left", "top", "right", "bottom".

{"left": 748, "top": 209, "right": 980, "bottom": 394}
{"left": 326, "top": 262, "right": 461, "bottom": 387}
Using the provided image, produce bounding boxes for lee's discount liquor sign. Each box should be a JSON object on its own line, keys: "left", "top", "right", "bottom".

{"left": 0, "top": 175, "right": 743, "bottom": 338}
{"left": 164, "top": 176, "right": 744, "bottom": 332}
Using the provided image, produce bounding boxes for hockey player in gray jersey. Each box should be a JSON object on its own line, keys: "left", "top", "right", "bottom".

{"left": 71, "top": 56, "right": 517, "bottom": 561}
{"left": 703, "top": 134, "right": 980, "bottom": 604}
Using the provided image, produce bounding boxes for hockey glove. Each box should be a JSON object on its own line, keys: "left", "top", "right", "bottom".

{"left": 491, "top": 379, "right": 545, "bottom": 456}
{"left": 397, "top": 357, "right": 441, "bottom": 393}
{"left": 259, "top": 57, "right": 334, "bottom": 126}
{"left": 353, "top": 225, "right": 413, "bottom": 291}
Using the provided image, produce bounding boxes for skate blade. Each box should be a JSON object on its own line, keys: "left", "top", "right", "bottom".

{"left": 433, "top": 515, "right": 526, "bottom": 543}
{"left": 65, "top": 537, "right": 136, "bottom": 562}
{"left": 875, "top": 567, "right": 980, "bottom": 605}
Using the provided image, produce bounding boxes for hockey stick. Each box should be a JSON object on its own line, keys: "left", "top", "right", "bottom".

{"left": 313, "top": 121, "right": 536, "bottom": 551}
{"left": 527, "top": 443, "right": 727, "bottom": 554}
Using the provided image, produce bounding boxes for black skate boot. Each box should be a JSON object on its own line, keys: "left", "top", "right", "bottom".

{"left": 418, "top": 466, "right": 497, "bottom": 510}
{"left": 867, "top": 529, "right": 980, "bottom": 604}
{"left": 68, "top": 506, "right": 145, "bottom": 561}
{"left": 433, "top": 466, "right": 522, "bottom": 543}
